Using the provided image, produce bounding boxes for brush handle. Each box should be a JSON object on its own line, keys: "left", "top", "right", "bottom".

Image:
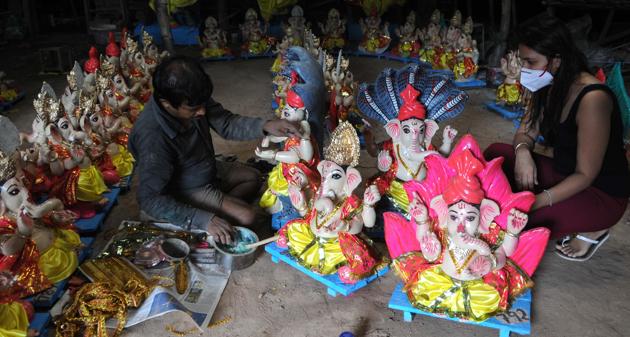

{"left": 245, "top": 235, "right": 279, "bottom": 249}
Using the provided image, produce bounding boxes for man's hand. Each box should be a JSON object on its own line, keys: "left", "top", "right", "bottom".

{"left": 263, "top": 119, "right": 301, "bottom": 138}
{"left": 207, "top": 216, "right": 235, "bottom": 244}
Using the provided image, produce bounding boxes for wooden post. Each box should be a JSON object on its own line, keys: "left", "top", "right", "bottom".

{"left": 488, "top": 0, "right": 495, "bottom": 32}
{"left": 22, "top": 0, "right": 38, "bottom": 36}
{"left": 156, "top": 0, "right": 175, "bottom": 54}
{"left": 217, "top": 0, "right": 227, "bottom": 30}
{"left": 598, "top": 9, "right": 615, "bottom": 44}
{"left": 487, "top": 0, "right": 511, "bottom": 67}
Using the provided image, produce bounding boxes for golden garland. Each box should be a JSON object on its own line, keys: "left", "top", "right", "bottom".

{"left": 55, "top": 258, "right": 154, "bottom": 337}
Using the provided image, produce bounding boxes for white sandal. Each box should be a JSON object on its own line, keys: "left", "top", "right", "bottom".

{"left": 554, "top": 231, "right": 610, "bottom": 262}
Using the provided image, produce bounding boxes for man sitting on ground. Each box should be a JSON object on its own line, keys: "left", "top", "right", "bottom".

{"left": 130, "top": 56, "right": 300, "bottom": 243}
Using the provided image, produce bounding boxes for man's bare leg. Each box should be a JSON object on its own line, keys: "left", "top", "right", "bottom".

{"left": 215, "top": 195, "right": 256, "bottom": 227}
{"left": 219, "top": 162, "right": 262, "bottom": 203}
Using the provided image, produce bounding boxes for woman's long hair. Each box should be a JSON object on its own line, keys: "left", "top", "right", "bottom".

{"left": 514, "top": 15, "right": 590, "bottom": 146}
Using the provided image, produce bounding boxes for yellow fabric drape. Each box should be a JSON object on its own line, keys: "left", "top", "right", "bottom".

{"left": 149, "top": 0, "right": 198, "bottom": 14}
{"left": 407, "top": 265, "right": 501, "bottom": 322}
{"left": 39, "top": 229, "right": 81, "bottom": 283}
{"left": 286, "top": 221, "right": 346, "bottom": 275}
{"left": 387, "top": 179, "right": 410, "bottom": 212}
{"left": 76, "top": 165, "right": 108, "bottom": 202}
{"left": 496, "top": 83, "right": 522, "bottom": 106}
{"left": 0, "top": 89, "right": 18, "bottom": 103}
{"left": 257, "top": 0, "right": 297, "bottom": 21}
{"left": 111, "top": 145, "right": 135, "bottom": 178}
{"left": 259, "top": 164, "right": 288, "bottom": 209}
{"left": 0, "top": 302, "right": 29, "bottom": 337}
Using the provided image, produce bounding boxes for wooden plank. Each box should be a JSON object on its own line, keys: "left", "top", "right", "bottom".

{"left": 74, "top": 187, "right": 120, "bottom": 233}
{"left": 485, "top": 101, "right": 525, "bottom": 120}
{"left": 388, "top": 283, "right": 532, "bottom": 336}
{"left": 265, "top": 242, "right": 389, "bottom": 297}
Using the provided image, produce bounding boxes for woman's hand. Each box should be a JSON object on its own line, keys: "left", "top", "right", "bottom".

{"left": 514, "top": 148, "right": 538, "bottom": 191}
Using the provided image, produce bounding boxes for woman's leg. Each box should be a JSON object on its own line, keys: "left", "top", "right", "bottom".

{"left": 485, "top": 143, "right": 628, "bottom": 257}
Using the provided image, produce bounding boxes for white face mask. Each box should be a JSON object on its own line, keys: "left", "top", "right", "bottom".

{"left": 520, "top": 67, "right": 553, "bottom": 92}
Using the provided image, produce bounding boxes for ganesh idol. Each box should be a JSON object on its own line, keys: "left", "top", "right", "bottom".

{"left": 356, "top": 65, "right": 466, "bottom": 235}
{"left": 358, "top": 11, "right": 391, "bottom": 54}
{"left": 496, "top": 50, "right": 524, "bottom": 107}
{"left": 257, "top": 74, "right": 320, "bottom": 230}
{"left": 201, "top": 16, "right": 231, "bottom": 58}
{"left": 120, "top": 36, "right": 152, "bottom": 103}
{"left": 276, "top": 121, "right": 388, "bottom": 284}
{"left": 327, "top": 50, "right": 356, "bottom": 129}
{"left": 240, "top": 8, "right": 274, "bottom": 56}
{"left": 77, "top": 89, "right": 134, "bottom": 183}
{"left": 452, "top": 16, "right": 479, "bottom": 80}
{"left": 384, "top": 135, "right": 550, "bottom": 321}
{"left": 0, "top": 150, "right": 81, "bottom": 336}
{"left": 318, "top": 8, "right": 346, "bottom": 51}
{"left": 418, "top": 9, "right": 443, "bottom": 66}
{"left": 283, "top": 5, "right": 308, "bottom": 47}
{"left": 392, "top": 11, "right": 421, "bottom": 58}
{"left": 23, "top": 84, "right": 109, "bottom": 218}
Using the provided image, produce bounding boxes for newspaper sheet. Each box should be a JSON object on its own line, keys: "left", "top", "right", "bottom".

{"left": 52, "top": 220, "right": 231, "bottom": 332}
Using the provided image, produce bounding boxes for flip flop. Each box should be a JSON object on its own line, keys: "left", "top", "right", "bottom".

{"left": 554, "top": 231, "right": 610, "bottom": 262}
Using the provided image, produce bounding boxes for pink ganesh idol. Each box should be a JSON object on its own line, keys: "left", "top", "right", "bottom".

{"left": 384, "top": 135, "right": 550, "bottom": 321}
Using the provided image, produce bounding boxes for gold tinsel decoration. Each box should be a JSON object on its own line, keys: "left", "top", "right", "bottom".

{"left": 323, "top": 120, "right": 360, "bottom": 167}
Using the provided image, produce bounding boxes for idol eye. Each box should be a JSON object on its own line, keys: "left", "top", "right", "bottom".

{"left": 450, "top": 215, "right": 458, "bottom": 221}
{"left": 91, "top": 116, "right": 99, "bottom": 122}
{"left": 332, "top": 173, "right": 342, "bottom": 180}
{"left": 284, "top": 111, "right": 290, "bottom": 118}
{"left": 8, "top": 188, "right": 19, "bottom": 196}
{"left": 466, "top": 216, "right": 476, "bottom": 222}
{"left": 61, "top": 123, "right": 68, "bottom": 129}
{"left": 403, "top": 127, "right": 410, "bottom": 134}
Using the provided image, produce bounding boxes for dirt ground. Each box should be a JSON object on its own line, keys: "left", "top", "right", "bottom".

{"left": 2, "top": 43, "right": 630, "bottom": 337}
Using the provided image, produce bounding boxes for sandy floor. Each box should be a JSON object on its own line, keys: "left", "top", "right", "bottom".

{"left": 2, "top": 53, "right": 630, "bottom": 337}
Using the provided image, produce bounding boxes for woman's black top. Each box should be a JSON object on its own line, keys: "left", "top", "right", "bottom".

{"left": 553, "top": 84, "right": 630, "bottom": 198}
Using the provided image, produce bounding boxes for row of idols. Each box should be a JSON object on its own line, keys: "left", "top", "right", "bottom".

{"left": 0, "top": 29, "right": 168, "bottom": 336}
{"left": 259, "top": 43, "right": 549, "bottom": 322}
{"left": 201, "top": 7, "right": 479, "bottom": 80}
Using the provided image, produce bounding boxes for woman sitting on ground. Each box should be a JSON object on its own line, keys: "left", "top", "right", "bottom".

{"left": 484, "top": 14, "right": 630, "bottom": 261}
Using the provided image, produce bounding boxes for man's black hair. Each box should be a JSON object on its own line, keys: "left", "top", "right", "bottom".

{"left": 152, "top": 55, "right": 213, "bottom": 109}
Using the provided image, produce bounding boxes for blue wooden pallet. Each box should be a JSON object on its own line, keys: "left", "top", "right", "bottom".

{"left": 201, "top": 55, "right": 236, "bottom": 62}
{"left": 486, "top": 101, "right": 524, "bottom": 120}
{"left": 74, "top": 187, "right": 120, "bottom": 233}
{"left": 454, "top": 78, "right": 487, "bottom": 89}
{"left": 28, "top": 312, "right": 51, "bottom": 336}
{"left": 349, "top": 50, "right": 389, "bottom": 59}
{"left": 118, "top": 174, "right": 133, "bottom": 193}
{"left": 265, "top": 242, "right": 389, "bottom": 297}
{"left": 388, "top": 283, "right": 532, "bottom": 337}
{"left": 0, "top": 91, "right": 25, "bottom": 112}
{"left": 384, "top": 53, "right": 418, "bottom": 64}
{"left": 240, "top": 51, "right": 275, "bottom": 59}
{"left": 28, "top": 237, "right": 94, "bottom": 308}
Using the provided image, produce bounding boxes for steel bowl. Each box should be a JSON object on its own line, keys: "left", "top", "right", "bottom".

{"left": 207, "top": 226, "right": 259, "bottom": 271}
